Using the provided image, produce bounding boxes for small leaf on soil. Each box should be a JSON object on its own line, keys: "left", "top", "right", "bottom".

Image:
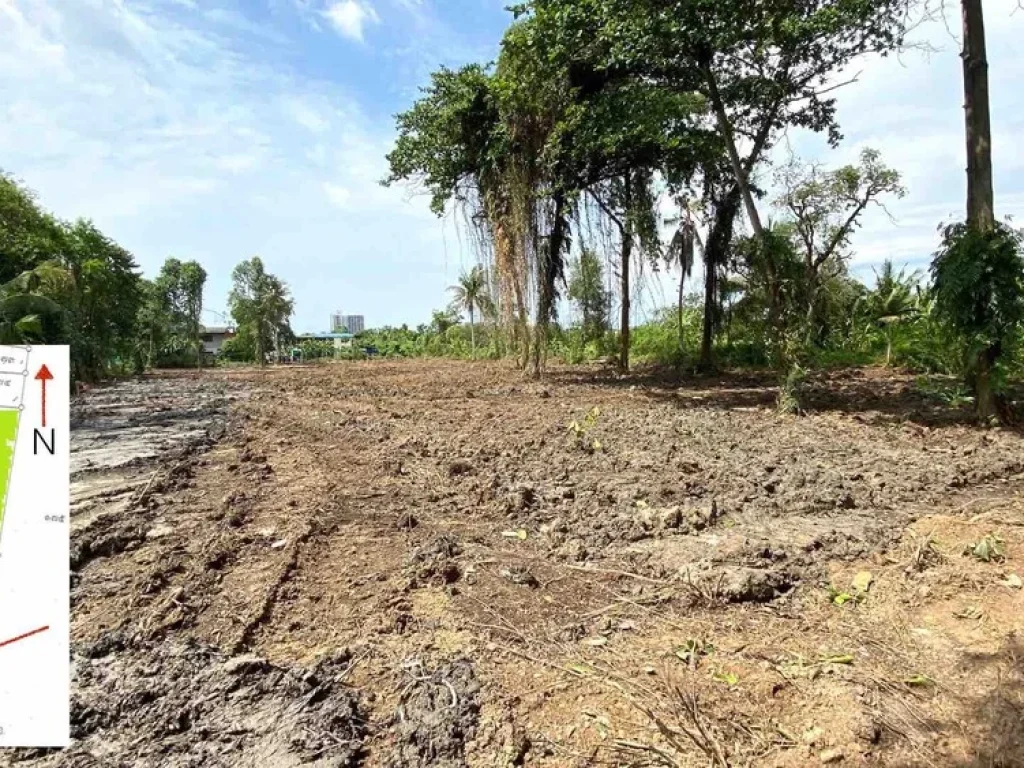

{"left": 852, "top": 571, "right": 873, "bottom": 594}
{"left": 501, "top": 529, "right": 528, "bottom": 540}
{"left": 568, "top": 663, "right": 595, "bottom": 676}
{"left": 584, "top": 636, "right": 608, "bottom": 647}
{"left": 802, "top": 727, "right": 823, "bottom": 745}
{"left": 712, "top": 670, "right": 739, "bottom": 686}
{"left": 904, "top": 674, "right": 933, "bottom": 687}
{"left": 821, "top": 654, "right": 854, "bottom": 665}
{"left": 966, "top": 533, "right": 1005, "bottom": 563}
{"left": 1002, "top": 573, "right": 1022, "bottom": 589}
{"left": 830, "top": 589, "right": 855, "bottom": 606}
{"left": 953, "top": 606, "right": 984, "bottom": 620}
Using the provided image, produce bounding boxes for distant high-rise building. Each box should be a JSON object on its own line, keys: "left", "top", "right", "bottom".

{"left": 330, "top": 312, "right": 364, "bottom": 334}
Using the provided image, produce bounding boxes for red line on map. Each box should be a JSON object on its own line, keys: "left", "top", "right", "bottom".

{"left": 0, "top": 625, "right": 49, "bottom": 650}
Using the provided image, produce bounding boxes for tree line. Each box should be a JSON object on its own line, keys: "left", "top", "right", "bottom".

{"left": 0, "top": 171, "right": 295, "bottom": 378}
{"left": 384, "top": 0, "right": 1024, "bottom": 422}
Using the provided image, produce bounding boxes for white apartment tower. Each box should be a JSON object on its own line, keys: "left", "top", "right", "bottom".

{"left": 331, "top": 312, "right": 365, "bottom": 335}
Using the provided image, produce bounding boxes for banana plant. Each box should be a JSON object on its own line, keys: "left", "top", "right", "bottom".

{"left": 0, "top": 263, "right": 68, "bottom": 344}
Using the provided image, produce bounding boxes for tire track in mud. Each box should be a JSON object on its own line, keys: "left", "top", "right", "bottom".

{"left": 231, "top": 495, "right": 357, "bottom": 654}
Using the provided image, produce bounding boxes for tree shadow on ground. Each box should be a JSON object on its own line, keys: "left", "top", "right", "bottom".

{"left": 952, "top": 633, "right": 1024, "bottom": 768}
{"left": 544, "top": 364, "right": 1013, "bottom": 432}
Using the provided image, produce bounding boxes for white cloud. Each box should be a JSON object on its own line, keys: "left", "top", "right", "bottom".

{"left": 216, "top": 153, "right": 260, "bottom": 173}
{"left": 322, "top": 0, "right": 379, "bottom": 42}
{"left": 287, "top": 99, "right": 331, "bottom": 133}
{"left": 322, "top": 181, "right": 352, "bottom": 207}
{"left": 0, "top": 0, "right": 457, "bottom": 331}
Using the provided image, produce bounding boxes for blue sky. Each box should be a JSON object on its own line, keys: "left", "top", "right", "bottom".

{"left": 1, "top": 0, "right": 1023, "bottom": 332}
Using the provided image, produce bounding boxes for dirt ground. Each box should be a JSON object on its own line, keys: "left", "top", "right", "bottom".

{"left": 8, "top": 360, "right": 1024, "bottom": 767}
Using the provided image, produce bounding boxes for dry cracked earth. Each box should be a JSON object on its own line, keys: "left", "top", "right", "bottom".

{"left": 5, "top": 360, "right": 1024, "bottom": 767}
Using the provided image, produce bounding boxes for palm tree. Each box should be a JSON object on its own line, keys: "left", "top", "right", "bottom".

{"left": 866, "top": 260, "right": 920, "bottom": 366}
{"left": 665, "top": 202, "right": 699, "bottom": 357}
{"left": 448, "top": 265, "right": 493, "bottom": 358}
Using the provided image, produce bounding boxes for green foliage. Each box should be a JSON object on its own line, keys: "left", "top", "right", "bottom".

{"left": 228, "top": 257, "right": 294, "bottom": 365}
{"left": 915, "top": 377, "right": 974, "bottom": 409}
{"left": 296, "top": 339, "right": 338, "bottom": 361}
{"left": 0, "top": 172, "right": 64, "bottom": 286}
{"left": 135, "top": 258, "right": 208, "bottom": 368}
{"left": 59, "top": 219, "right": 144, "bottom": 382}
{"left": 931, "top": 222, "right": 1024, "bottom": 368}
{"left": 775, "top": 150, "right": 905, "bottom": 268}
{"left": 218, "top": 334, "right": 254, "bottom": 363}
{"left": 777, "top": 362, "right": 809, "bottom": 415}
{"left": 630, "top": 305, "right": 702, "bottom": 368}
{"left": 568, "top": 406, "right": 602, "bottom": 453}
{"left": 0, "top": 172, "right": 146, "bottom": 381}
{"left": 567, "top": 249, "right": 609, "bottom": 345}
{"left": 965, "top": 533, "right": 1005, "bottom": 563}
{"left": 449, "top": 265, "right": 494, "bottom": 357}
{"left": 384, "top": 65, "right": 506, "bottom": 215}
{"left": 0, "top": 263, "right": 66, "bottom": 344}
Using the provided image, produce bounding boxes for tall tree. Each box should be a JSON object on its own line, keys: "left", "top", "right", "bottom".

{"left": 153, "top": 258, "right": 207, "bottom": 365}
{"left": 664, "top": 201, "right": 699, "bottom": 359}
{"left": 0, "top": 172, "right": 63, "bottom": 285}
{"left": 960, "top": 0, "right": 993, "bottom": 233}
{"left": 228, "top": 257, "right": 294, "bottom": 366}
{"left": 700, "top": 184, "right": 741, "bottom": 369}
{"left": 60, "top": 219, "right": 143, "bottom": 382}
{"left": 775, "top": 149, "right": 905, "bottom": 344}
{"left": 448, "top": 265, "right": 494, "bottom": 357}
{"left": 568, "top": 248, "right": 610, "bottom": 346}
{"left": 866, "top": 260, "right": 920, "bottom": 367}
{"left": 528, "top": 0, "right": 911, "bottom": 346}
{"left": 930, "top": 0, "right": 1024, "bottom": 422}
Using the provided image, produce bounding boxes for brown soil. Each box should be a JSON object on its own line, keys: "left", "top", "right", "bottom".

{"left": 11, "top": 361, "right": 1024, "bottom": 767}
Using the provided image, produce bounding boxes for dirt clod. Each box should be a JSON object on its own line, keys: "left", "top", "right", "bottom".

{"left": 51, "top": 638, "right": 365, "bottom": 767}
{"left": 389, "top": 658, "right": 481, "bottom": 768}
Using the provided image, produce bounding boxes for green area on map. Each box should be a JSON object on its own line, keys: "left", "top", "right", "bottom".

{"left": 0, "top": 408, "right": 18, "bottom": 528}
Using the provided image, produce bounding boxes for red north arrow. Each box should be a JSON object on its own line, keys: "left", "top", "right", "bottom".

{"left": 35, "top": 364, "right": 54, "bottom": 428}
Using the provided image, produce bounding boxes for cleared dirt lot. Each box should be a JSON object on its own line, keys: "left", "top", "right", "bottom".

{"left": 12, "top": 360, "right": 1024, "bottom": 767}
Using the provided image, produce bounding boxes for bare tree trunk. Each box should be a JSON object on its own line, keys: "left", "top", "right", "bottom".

{"left": 469, "top": 305, "right": 476, "bottom": 358}
{"left": 619, "top": 230, "right": 632, "bottom": 373}
{"left": 700, "top": 249, "right": 717, "bottom": 370}
{"left": 962, "top": 0, "right": 994, "bottom": 233}
{"left": 962, "top": 0, "right": 997, "bottom": 420}
{"left": 702, "top": 65, "right": 765, "bottom": 240}
{"left": 677, "top": 271, "right": 686, "bottom": 356}
{"left": 803, "top": 267, "right": 819, "bottom": 347}
{"left": 700, "top": 186, "right": 741, "bottom": 370}
{"left": 703, "top": 64, "right": 788, "bottom": 351}
{"left": 532, "top": 193, "right": 569, "bottom": 377}
{"left": 618, "top": 176, "right": 633, "bottom": 373}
